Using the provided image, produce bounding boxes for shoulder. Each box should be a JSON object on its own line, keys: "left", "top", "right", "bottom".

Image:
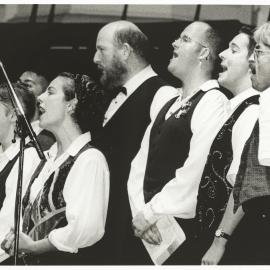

{"left": 200, "top": 89, "right": 229, "bottom": 105}
{"left": 75, "top": 147, "right": 108, "bottom": 166}
{"left": 155, "top": 85, "right": 178, "bottom": 96}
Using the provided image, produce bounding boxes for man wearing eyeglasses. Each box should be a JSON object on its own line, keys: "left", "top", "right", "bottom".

{"left": 127, "top": 21, "right": 232, "bottom": 264}
{"left": 202, "top": 21, "right": 270, "bottom": 265}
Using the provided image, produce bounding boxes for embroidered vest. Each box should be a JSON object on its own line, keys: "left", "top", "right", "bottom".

{"left": 195, "top": 94, "right": 259, "bottom": 237}
{"left": 22, "top": 143, "right": 93, "bottom": 241}
{"left": 233, "top": 120, "right": 270, "bottom": 212}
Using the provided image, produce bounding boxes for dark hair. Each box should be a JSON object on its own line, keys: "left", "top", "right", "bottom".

{"left": 57, "top": 72, "right": 106, "bottom": 135}
{"left": 20, "top": 70, "right": 49, "bottom": 94}
{"left": 0, "top": 82, "right": 36, "bottom": 122}
{"left": 113, "top": 27, "right": 150, "bottom": 61}
{"left": 239, "top": 25, "right": 256, "bottom": 57}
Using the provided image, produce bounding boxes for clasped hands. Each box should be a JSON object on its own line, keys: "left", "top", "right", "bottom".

{"left": 1, "top": 228, "right": 35, "bottom": 257}
{"left": 132, "top": 211, "right": 162, "bottom": 245}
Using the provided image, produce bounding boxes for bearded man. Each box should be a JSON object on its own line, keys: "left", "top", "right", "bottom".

{"left": 92, "top": 20, "right": 177, "bottom": 264}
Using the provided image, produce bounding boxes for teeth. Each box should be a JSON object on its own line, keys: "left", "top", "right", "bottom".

{"left": 39, "top": 107, "right": 45, "bottom": 115}
{"left": 220, "top": 63, "right": 227, "bottom": 71}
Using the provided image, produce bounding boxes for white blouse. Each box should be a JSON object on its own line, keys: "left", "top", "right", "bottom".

{"left": 0, "top": 140, "right": 41, "bottom": 262}
{"left": 28, "top": 132, "right": 110, "bottom": 253}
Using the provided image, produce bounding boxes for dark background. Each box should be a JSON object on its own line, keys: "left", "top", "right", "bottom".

{"left": 0, "top": 20, "right": 243, "bottom": 86}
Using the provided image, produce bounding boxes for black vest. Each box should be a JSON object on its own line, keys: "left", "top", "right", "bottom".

{"left": 143, "top": 87, "right": 232, "bottom": 203}
{"left": 37, "top": 129, "right": 56, "bottom": 151}
{"left": 93, "top": 76, "right": 168, "bottom": 183}
{"left": 196, "top": 94, "right": 259, "bottom": 237}
{"left": 0, "top": 142, "right": 34, "bottom": 211}
{"left": 0, "top": 152, "right": 19, "bottom": 210}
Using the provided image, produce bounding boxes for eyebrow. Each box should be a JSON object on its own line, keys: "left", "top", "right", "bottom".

{"left": 230, "top": 42, "right": 240, "bottom": 49}
{"left": 21, "top": 79, "right": 35, "bottom": 83}
{"left": 47, "top": 86, "right": 55, "bottom": 91}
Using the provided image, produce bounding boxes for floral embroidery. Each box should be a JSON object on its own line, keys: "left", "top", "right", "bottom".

{"left": 175, "top": 101, "right": 192, "bottom": 118}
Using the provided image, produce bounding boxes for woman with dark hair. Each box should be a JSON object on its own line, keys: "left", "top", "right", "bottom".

{"left": 1, "top": 73, "right": 109, "bottom": 265}
{"left": 0, "top": 82, "right": 41, "bottom": 262}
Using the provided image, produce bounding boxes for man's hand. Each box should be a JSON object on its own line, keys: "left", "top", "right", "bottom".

{"left": 201, "top": 239, "right": 226, "bottom": 265}
{"left": 141, "top": 224, "right": 162, "bottom": 245}
{"left": 132, "top": 211, "right": 152, "bottom": 237}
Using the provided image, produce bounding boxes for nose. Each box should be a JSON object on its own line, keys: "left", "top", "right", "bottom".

{"left": 249, "top": 52, "right": 255, "bottom": 62}
{"left": 219, "top": 48, "right": 227, "bottom": 60}
{"left": 93, "top": 50, "right": 100, "bottom": 64}
{"left": 172, "top": 39, "right": 179, "bottom": 49}
{"left": 37, "top": 92, "right": 45, "bottom": 104}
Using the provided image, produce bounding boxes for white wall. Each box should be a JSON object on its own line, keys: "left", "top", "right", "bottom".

{"left": 0, "top": 4, "right": 269, "bottom": 25}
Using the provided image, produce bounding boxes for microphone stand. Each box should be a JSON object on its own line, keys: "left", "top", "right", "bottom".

{"left": 0, "top": 61, "right": 45, "bottom": 265}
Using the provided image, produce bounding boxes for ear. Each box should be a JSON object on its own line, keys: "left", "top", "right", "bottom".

{"left": 199, "top": 47, "right": 210, "bottom": 61}
{"left": 120, "top": 42, "right": 133, "bottom": 61}
{"left": 8, "top": 108, "right": 17, "bottom": 123}
{"left": 67, "top": 98, "right": 78, "bottom": 113}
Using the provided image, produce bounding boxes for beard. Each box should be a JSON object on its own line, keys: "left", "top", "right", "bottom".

{"left": 100, "top": 54, "right": 128, "bottom": 91}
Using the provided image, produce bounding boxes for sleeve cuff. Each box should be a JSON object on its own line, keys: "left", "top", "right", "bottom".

{"left": 259, "top": 157, "right": 270, "bottom": 167}
{"left": 143, "top": 202, "right": 159, "bottom": 225}
{"left": 48, "top": 231, "right": 78, "bottom": 253}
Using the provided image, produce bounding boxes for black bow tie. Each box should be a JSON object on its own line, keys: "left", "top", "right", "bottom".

{"left": 110, "top": 86, "right": 127, "bottom": 100}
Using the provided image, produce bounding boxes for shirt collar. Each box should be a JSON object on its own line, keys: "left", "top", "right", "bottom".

{"left": 47, "top": 132, "right": 91, "bottom": 159}
{"left": 199, "top": 79, "right": 219, "bottom": 92}
{"left": 259, "top": 86, "right": 270, "bottom": 100}
{"left": 0, "top": 140, "right": 20, "bottom": 161}
{"left": 123, "top": 65, "right": 156, "bottom": 96}
{"left": 229, "top": 88, "right": 259, "bottom": 112}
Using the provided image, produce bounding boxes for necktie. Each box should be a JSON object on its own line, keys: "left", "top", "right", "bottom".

{"left": 110, "top": 86, "right": 127, "bottom": 100}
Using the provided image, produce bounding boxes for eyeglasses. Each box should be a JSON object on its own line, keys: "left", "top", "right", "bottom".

{"left": 254, "top": 46, "right": 270, "bottom": 59}
{"left": 176, "top": 35, "right": 208, "bottom": 48}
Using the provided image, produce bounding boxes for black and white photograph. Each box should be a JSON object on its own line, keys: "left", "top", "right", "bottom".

{"left": 0, "top": 1, "right": 269, "bottom": 266}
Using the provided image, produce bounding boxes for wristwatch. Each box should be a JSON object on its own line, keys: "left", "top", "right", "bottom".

{"left": 215, "top": 228, "right": 230, "bottom": 240}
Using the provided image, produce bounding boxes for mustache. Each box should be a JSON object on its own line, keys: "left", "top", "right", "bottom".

{"left": 249, "top": 61, "right": 256, "bottom": 74}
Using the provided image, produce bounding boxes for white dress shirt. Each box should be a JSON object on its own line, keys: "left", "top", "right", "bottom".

{"left": 226, "top": 88, "right": 259, "bottom": 185}
{"left": 258, "top": 87, "right": 270, "bottom": 166}
{"left": 128, "top": 80, "right": 229, "bottom": 224}
{"left": 103, "top": 65, "right": 178, "bottom": 126}
{"left": 0, "top": 140, "right": 41, "bottom": 262}
{"left": 28, "top": 132, "right": 110, "bottom": 253}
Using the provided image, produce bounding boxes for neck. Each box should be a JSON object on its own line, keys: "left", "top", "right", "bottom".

{"left": 229, "top": 78, "right": 252, "bottom": 96}
{"left": 181, "top": 72, "right": 211, "bottom": 99}
{"left": 1, "top": 126, "right": 16, "bottom": 152}
{"left": 51, "top": 122, "right": 82, "bottom": 159}
{"left": 123, "top": 61, "right": 148, "bottom": 85}
{"left": 33, "top": 106, "right": 40, "bottom": 122}
{"left": 1, "top": 140, "right": 14, "bottom": 152}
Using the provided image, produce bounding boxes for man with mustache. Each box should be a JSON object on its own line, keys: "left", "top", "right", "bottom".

{"left": 185, "top": 25, "right": 259, "bottom": 264}
{"left": 128, "top": 21, "right": 232, "bottom": 264}
{"left": 92, "top": 20, "right": 177, "bottom": 264}
{"left": 202, "top": 21, "right": 270, "bottom": 265}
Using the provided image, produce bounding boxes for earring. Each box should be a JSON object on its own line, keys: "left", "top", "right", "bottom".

{"left": 12, "top": 134, "right": 16, "bottom": 144}
{"left": 12, "top": 129, "right": 16, "bottom": 144}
